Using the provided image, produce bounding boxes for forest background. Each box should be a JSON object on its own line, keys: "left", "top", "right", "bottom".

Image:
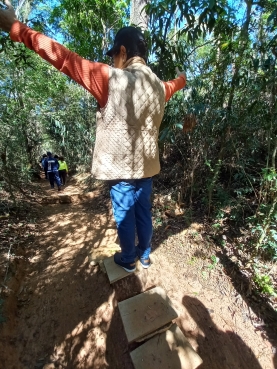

{"left": 0, "top": 0, "right": 276, "bottom": 303}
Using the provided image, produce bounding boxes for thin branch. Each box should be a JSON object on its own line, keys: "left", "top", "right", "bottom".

{"left": 186, "top": 39, "right": 216, "bottom": 58}
{"left": 272, "top": 137, "right": 277, "bottom": 170}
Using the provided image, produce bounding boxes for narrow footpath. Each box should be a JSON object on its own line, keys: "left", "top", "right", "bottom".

{"left": 0, "top": 177, "right": 275, "bottom": 369}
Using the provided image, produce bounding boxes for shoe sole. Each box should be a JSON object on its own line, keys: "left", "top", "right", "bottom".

{"left": 122, "top": 266, "right": 136, "bottom": 273}
{"left": 140, "top": 261, "right": 151, "bottom": 269}
{"left": 114, "top": 261, "right": 136, "bottom": 273}
{"left": 138, "top": 257, "right": 151, "bottom": 269}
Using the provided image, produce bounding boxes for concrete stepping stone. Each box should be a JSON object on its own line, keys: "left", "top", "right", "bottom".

{"left": 103, "top": 255, "right": 133, "bottom": 283}
{"left": 41, "top": 191, "right": 96, "bottom": 205}
{"left": 130, "top": 324, "right": 203, "bottom": 369}
{"left": 118, "top": 286, "right": 178, "bottom": 343}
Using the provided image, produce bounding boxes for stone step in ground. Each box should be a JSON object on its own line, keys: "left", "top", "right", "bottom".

{"left": 118, "top": 286, "right": 178, "bottom": 344}
{"left": 103, "top": 255, "right": 133, "bottom": 283}
{"left": 103, "top": 259, "right": 203, "bottom": 368}
{"left": 41, "top": 192, "right": 95, "bottom": 204}
{"left": 131, "top": 324, "right": 203, "bottom": 369}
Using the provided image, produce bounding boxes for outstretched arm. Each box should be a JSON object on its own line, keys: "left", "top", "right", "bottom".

{"left": 0, "top": 1, "right": 109, "bottom": 108}
{"left": 163, "top": 68, "right": 186, "bottom": 102}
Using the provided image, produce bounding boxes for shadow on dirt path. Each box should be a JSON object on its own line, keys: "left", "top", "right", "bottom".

{"left": 0, "top": 178, "right": 275, "bottom": 368}
{"left": 1, "top": 179, "right": 134, "bottom": 369}
{"left": 181, "top": 296, "right": 263, "bottom": 369}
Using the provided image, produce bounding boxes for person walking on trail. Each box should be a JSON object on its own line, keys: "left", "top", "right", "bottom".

{"left": 0, "top": 1, "right": 186, "bottom": 273}
{"left": 58, "top": 156, "right": 68, "bottom": 186}
{"left": 44, "top": 152, "right": 62, "bottom": 191}
{"left": 41, "top": 154, "right": 48, "bottom": 179}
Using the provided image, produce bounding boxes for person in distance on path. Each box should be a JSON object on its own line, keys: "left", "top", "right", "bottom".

{"left": 40, "top": 154, "right": 48, "bottom": 179}
{"left": 44, "top": 152, "right": 62, "bottom": 191}
{"left": 58, "top": 156, "right": 68, "bottom": 186}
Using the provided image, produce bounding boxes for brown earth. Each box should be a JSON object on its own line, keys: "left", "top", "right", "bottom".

{"left": 0, "top": 176, "right": 276, "bottom": 369}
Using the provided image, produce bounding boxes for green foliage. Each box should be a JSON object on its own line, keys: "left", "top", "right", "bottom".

{"left": 247, "top": 168, "right": 277, "bottom": 259}
{"left": 44, "top": 84, "right": 97, "bottom": 171}
{"left": 145, "top": 0, "right": 228, "bottom": 79}
{"left": 0, "top": 32, "right": 96, "bottom": 195}
{"left": 49, "top": 0, "right": 129, "bottom": 60}
{"left": 144, "top": 0, "right": 277, "bottom": 265}
{"left": 207, "top": 255, "right": 219, "bottom": 270}
{"left": 253, "top": 273, "right": 277, "bottom": 297}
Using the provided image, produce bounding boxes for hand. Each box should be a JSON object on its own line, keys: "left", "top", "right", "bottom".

{"left": 176, "top": 67, "right": 186, "bottom": 80}
{"left": 0, "top": 0, "right": 17, "bottom": 32}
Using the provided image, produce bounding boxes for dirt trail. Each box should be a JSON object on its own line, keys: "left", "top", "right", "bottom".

{"left": 0, "top": 178, "right": 276, "bottom": 369}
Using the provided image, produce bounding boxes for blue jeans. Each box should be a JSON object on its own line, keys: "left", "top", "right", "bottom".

{"left": 48, "top": 171, "right": 61, "bottom": 188}
{"left": 109, "top": 178, "right": 153, "bottom": 263}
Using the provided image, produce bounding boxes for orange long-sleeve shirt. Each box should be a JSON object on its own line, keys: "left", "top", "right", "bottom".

{"left": 10, "top": 21, "right": 186, "bottom": 108}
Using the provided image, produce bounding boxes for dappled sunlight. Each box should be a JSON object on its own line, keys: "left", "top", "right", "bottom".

{"left": 39, "top": 204, "right": 116, "bottom": 251}
{"left": 47, "top": 292, "right": 116, "bottom": 368}
{"left": 32, "top": 205, "right": 120, "bottom": 282}
{"left": 94, "top": 293, "right": 115, "bottom": 327}
{"left": 15, "top": 192, "right": 123, "bottom": 365}
{"left": 0, "top": 0, "right": 276, "bottom": 366}
{"left": 2, "top": 178, "right": 275, "bottom": 368}
{"left": 54, "top": 218, "right": 73, "bottom": 227}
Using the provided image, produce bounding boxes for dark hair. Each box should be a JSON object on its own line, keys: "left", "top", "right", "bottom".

{"left": 59, "top": 156, "right": 64, "bottom": 161}
{"left": 43, "top": 154, "right": 47, "bottom": 158}
{"left": 113, "top": 39, "right": 147, "bottom": 62}
{"left": 54, "top": 154, "right": 59, "bottom": 159}
{"left": 107, "top": 27, "right": 148, "bottom": 62}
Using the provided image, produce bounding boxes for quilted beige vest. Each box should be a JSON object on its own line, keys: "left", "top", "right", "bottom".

{"left": 91, "top": 59, "right": 165, "bottom": 180}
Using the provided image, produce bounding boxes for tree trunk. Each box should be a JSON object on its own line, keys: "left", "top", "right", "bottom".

{"left": 130, "top": 0, "right": 148, "bottom": 30}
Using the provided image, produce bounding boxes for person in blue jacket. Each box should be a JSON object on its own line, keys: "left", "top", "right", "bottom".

{"left": 40, "top": 154, "right": 48, "bottom": 179}
{"left": 44, "top": 152, "right": 62, "bottom": 191}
